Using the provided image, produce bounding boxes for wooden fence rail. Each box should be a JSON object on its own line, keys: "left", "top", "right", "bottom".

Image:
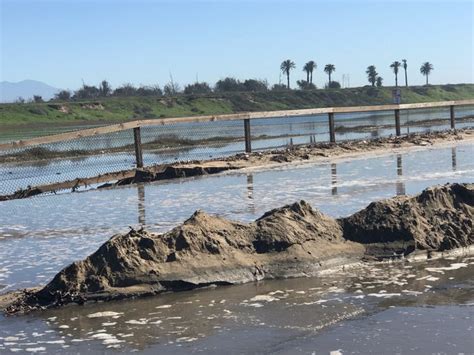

{"left": 1, "top": 100, "right": 473, "bottom": 164}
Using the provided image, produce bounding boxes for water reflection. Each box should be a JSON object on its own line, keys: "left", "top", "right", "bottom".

{"left": 137, "top": 183, "right": 146, "bottom": 226}
{"left": 452, "top": 147, "right": 457, "bottom": 171}
{"left": 331, "top": 163, "right": 338, "bottom": 196}
{"left": 246, "top": 173, "right": 255, "bottom": 214}
{"left": 396, "top": 154, "right": 406, "bottom": 196}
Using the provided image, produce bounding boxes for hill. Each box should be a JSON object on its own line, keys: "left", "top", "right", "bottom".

{"left": 0, "top": 84, "right": 473, "bottom": 128}
{"left": 0, "top": 80, "right": 60, "bottom": 103}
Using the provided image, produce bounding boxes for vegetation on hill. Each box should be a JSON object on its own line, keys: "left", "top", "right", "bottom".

{"left": 0, "top": 84, "right": 472, "bottom": 128}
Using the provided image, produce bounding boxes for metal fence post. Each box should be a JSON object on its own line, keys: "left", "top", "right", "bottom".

{"left": 133, "top": 127, "right": 144, "bottom": 168}
{"left": 450, "top": 105, "right": 455, "bottom": 129}
{"left": 244, "top": 119, "right": 252, "bottom": 153}
{"left": 328, "top": 112, "right": 336, "bottom": 143}
{"left": 394, "top": 109, "right": 401, "bottom": 136}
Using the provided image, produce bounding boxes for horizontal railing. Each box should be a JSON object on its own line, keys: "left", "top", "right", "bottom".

{"left": 1, "top": 99, "right": 473, "bottom": 152}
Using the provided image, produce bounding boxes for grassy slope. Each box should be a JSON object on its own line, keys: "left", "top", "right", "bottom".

{"left": 0, "top": 84, "right": 473, "bottom": 128}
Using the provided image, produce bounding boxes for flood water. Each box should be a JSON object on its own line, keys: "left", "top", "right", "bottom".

{"left": 1, "top": 106, "right": 473, "bottom": 195}
{"left": 0, "top": 142, "right": 473, "bottom": 354}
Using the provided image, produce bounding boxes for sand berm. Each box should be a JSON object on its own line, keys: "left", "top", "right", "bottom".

{"left": 2, "top": 183, "right": 473, "bottom": 314}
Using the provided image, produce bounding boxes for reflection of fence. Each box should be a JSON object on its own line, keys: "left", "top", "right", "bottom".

{"left": 0, "top": 100, "right": 473, "bottom": 198}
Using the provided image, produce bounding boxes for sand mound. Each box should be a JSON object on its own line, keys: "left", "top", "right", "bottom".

{"left": 3, "top": 184, "right": 473, "bottom": 314}
{"left": 340, "top": 183, "right": 473, "bottom": 251}
{"left": 6, "top": 201, "right": 355, "bottom": 313}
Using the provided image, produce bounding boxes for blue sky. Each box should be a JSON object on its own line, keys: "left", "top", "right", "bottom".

{"left": 1, "top": 0, "right": 472, "bottom": 90}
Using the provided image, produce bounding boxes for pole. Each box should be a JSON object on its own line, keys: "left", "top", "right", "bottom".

{"left": 394, "top": 109, "right": 401, "bottom": 136}
{"left": 328, "top": 112, "right": 336, "bottom": 143}
{"left": 450, "top": 105, "right": 455, "bottom": 129}
{"left": 133, "top": 127, "right": 144, "bottom": 168}
{"left": 244, "top": 119, "right": 252, "bottom": 153}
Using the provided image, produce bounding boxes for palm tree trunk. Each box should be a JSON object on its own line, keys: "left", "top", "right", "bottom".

{"left": 287, "top": 72, "right": 290, "bottom": 89}
{"left": 306, "top": 72, "right": 309, "bottom": 83}
{"left": 404, "top": 69, "right": 408, "bottom": 87}
{"left": 310, "top": 72, "right": 313, "bottom": 84}
{"left": 328, "top": 73, "right": 331, "bottom": 84}
{"left": 395, "top": 74, "right": 398, "bottom": 87}
{"left": 426, "top": 75, "right": 428, "bottom": 85}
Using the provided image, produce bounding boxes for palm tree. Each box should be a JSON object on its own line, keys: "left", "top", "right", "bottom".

{"left": 366, "top": 65, "right": 378, "bottom": 86}
{"left": 280, "top": 60, "right": 296, "bottom": 89}
{"left": 390, "top": 61, "right": 401, "bottom": 87}
{"left": 402, "top": 59, "right": 408, "bottom": 87}
{"left": 324, "top": 64, "right": 336, "bottom": 85}
{"left": 420, "top": 62, "right": 434, "bottom": 85}
{"left": 303, "top": 61, "right": 317, "bottom": 84}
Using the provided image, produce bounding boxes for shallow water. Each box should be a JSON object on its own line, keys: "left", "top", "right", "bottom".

{"left": 0, "top": 142, "right": 473, "bottom": 354}
{"left": 1, "top": 107, "right": 472, "bottom": 195}
{"left": 0, "top": 256, "right": 473, "bottom": 354}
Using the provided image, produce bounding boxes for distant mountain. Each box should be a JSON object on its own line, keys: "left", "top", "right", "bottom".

{"left": 0, "top": 80, "right": 61, "bottom": 103}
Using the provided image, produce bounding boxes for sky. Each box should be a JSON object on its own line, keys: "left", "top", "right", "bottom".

{"left": 1, "top": 0, "right": 473, "bottom": 90}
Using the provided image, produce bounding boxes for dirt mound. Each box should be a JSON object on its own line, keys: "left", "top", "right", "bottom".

{"left": 5, "top": 201, "right": 356, "bottom": 313}
{"left": 339, "top": 183, "right": 474, "bottom": 252}
{"left": 3, "top": 184, "right": 473, "bottom": 314}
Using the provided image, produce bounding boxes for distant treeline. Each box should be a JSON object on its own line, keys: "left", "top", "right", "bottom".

{"left": 17, "top": 59, "right": 435, "bottom": 103}
{"left": 44, "top": 78, "right": 292, "bottom": 102}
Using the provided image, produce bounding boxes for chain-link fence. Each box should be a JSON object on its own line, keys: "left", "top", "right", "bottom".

{"left": 0, "top": 103, "right": 473, "bottom": 198}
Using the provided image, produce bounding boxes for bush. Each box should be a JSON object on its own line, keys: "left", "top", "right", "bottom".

{"left": 243, "top": 79, "right": 268, "bottom": 92}
{"left": 271, "top": 84, "right": 288, "bottom": 91}
{"left": 74, "top": 84, "right": 100, "bottom": 99}
{"left": 33, "top": 95, "right": 43, "bottom": 103}
{"left": 28, "top": 106, "right": 48, "bottom": 115}
{"left": 326, "top": 81, "right": 341, "bottom": 89}
{"left": 215, "top": 77, "right": 244, "bottom": 92}
{"left": 136, "top": 85, "right": 163, "bottom": 97}
{"left": 184, "top": 82, "right": 212, "bottom": 95}
{"left": 296, "top": 80, "right": 316, "bottom": 90}
{"left": 113, "top": 83, "right": 137, "bottom": 97}
{"left": 54, "top": 90, "right": 71, "bottom": 101}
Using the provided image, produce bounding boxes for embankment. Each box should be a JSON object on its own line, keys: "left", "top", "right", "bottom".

{"left": 2, "top": 183, "right": 472, "bottom": 314}
{"left": 1, "top": 84, "right": 473, "bottom": 127}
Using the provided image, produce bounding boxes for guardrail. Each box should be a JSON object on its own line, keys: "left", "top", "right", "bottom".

{"left": 1, "top": 99, "right": 473, "bottom": 169}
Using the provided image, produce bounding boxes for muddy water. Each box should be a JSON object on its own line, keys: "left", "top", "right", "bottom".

{"left": 0, "top": 142, "right": 473, "bottom": 353}
{"left": 0, "top": 257, "right": 473, "bottom": 354}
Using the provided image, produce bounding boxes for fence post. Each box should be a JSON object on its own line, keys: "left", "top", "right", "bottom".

{"left": 133, "top": 127, "right": 144, "bottom": 168}
{"left": 394, "top": 109, "right": 401, "bottom": 136}
{"left": 244, "top": 119, "right": 252, "bottom": 153}
{"left": 328, "top": 112, "right": 336, "bottom": 143}
{"left": 450, "top": 105, "right": 455, "bottom": 129}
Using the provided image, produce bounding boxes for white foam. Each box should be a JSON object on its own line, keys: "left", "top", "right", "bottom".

{"left": 368, "top": 293, "right": 401, "bottom": 298}
{"left": 125, "top": 320, "right": 148, "bottom": 325}
{"left": 155, "top": 305, "right": 172, "bottom": 309}
{"left": 426, "top": 263, "right": 468, "bottom": 272}
{"left": 102, "top": 322, "right": 117, "bottom": 326}
{"left": 87, "top": 311, "right": 123, "bottom": 318}
{"left": 250, "top": 295, "right": 278, "bottom": 302}
{"left": 102, "top": 338, "right": 124, "bottom": 345}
